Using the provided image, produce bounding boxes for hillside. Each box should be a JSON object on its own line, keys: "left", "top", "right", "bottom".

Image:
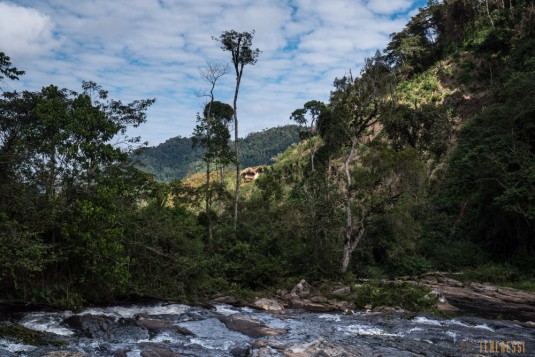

{"left": 1, "top": 0, "right": 534, "bottom": 311}
{"left": 135, "top": 124, "right": 301, "bottom": 181}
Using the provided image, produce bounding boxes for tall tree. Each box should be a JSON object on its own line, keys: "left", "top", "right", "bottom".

{"left": 192, "top": 102, "right": 234, "bottom": 241}
{"left": 290, "top": 100, "right": 326, "bottom": 172}
{"left": 213, "top": 30, "right": 260, "bottom": 232}
{"left": 323, "top": 53, "right": 395, "bottom": 273}
{"left": 193, "top": 62, "right": 231, "bottom": 241}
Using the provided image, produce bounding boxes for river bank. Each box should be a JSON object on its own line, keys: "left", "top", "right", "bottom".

{"left": 1, "top": 275, "right": 534, "bottom": 356}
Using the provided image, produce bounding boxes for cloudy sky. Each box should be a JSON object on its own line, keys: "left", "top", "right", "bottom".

{"left": 1, "top": 0, "right": 426, "bottom": 146}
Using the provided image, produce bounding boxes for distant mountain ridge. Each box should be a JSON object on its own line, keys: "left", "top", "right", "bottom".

{"left": 136, "top": 125, "right": 301, "bottom": 181}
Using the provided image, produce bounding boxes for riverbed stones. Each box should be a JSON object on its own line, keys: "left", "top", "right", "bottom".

{"left": 289, "top": 299, "right": 334, "bottom": 312}
{"left": 42, "top": 352, "right": 88, "bottom": 357}
{"left": 282, "top": 339, "right": 355, "bottom": 357}
{"left": 139, "top": 342, "right": 182, "bottom": 357}
{"left": 254, "top": 298, "right": 284, "bottom": 311}
{"left": 63, "top": 314, "right": 149, "bottom": 340}
{"left": 217, "top": 315, "right": 286, "bottom": 338}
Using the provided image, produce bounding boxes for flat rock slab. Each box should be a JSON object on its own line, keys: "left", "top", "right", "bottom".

{"left": 217, "top": 315, "right": 286, "bottom": 338}
{"left": 419, "top": 275, "right": 535, "bottom": 321}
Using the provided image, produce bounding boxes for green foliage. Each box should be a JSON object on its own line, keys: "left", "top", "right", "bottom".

{"left": 0, "top": 78, "right": 157, "bottom": 306}
{"left": 2, "top": 0, "right": 535, "bottom": 309}
{"left": 0, "top": 52, "right": 24, "bottom": 83}
{"left": 353, "top": 280, "right": 437, "bottom": 311}
{"left": 383, "top": 103, "right": 452, "bottom": 159}
{"left": 440, "top": 70, "right": 535, "bottom": 258}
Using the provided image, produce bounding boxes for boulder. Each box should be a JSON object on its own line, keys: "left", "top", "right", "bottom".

{"left": 217, "top": 315, "right": 286, "bottom": 338}
{"left": 291, "top": 280, "right": 312, "bottom": 298}
{"left": 254, "top": 298, "right": 284, "bottom": 311}
{"left": 332, "top": 286, "right": 351, "bottom": 296}
{"left": 63, "top": 314, "right": 114, "bottom": 338}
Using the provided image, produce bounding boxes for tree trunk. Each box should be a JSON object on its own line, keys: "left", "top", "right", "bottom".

{"left": 233, "top": 75, "right": 241, "bottom": 233}
{"left": 219, "top": 164, "right": 224, "bottom": 214}
{"left": 341, "top": 139, "right": 356, "bottom": 273}
{"left": 341, "top": 226, "right": 366, "bottom": 273}
{"left": 206, "top": 161, "right": 213, "bottom": 242}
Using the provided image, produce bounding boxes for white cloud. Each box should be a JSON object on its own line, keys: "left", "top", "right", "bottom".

{"left": 367, "top": 0, "right": 413, "bottom": 14}
{"left": 4, "top": 0, "right": 423, "bottom": 145}
{"left": 0, "top": 2, "right": 58, "bottom": 58}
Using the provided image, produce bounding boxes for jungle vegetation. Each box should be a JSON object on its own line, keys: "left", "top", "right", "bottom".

{"left": 0, "top": 0, "right": 533, "bottom": 307}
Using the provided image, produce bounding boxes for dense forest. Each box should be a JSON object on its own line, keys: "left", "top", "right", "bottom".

{"left": 0, "top": 0, "right": 534, "bottom": 308}
{"left": 136, "top": 125, "right": 301, "bottom": 181}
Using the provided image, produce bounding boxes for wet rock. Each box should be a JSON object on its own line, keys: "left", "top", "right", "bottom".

{"left": 135, "top": 317, "right": 172, "bottom": 332}
{"left": 230, "top": 345, "right": 249, "bottom": 357}
{"left": 63, "top": 314, "right": 114, "bottom": 337}
{"left": 332, "top": 286, "right": 351, "bottom": 296}
{"left": 175, "top": 326, "right": 194, "bottom": 336}
{"left": 42, "top": 352, "right": 87, "bottom": 357}
{"left": 254, "top": 298, "right": 284, "bottom": 311}
{"left": 113, "top": 350, "right": 129, "bottom": 357}
{"left": 290, "top": 299, "right": 334, "bottom": 312}
{"left": 139, "top": 343, "right": 182, "bottom": 357}
{"left": 291, "top": 279, "right": 313, "bottom": 298}
{"left": 217, "top": 315, "right": 286, "bottom": 338}
{"left": 283, "top": 339, "right": 356, "bottom": 357}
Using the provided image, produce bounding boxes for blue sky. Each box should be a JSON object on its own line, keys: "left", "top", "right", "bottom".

{"left": 1, "top": 0, "right": 427, "bottom": 146}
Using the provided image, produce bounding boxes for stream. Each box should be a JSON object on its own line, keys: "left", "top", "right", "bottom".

{"left": 0, "top": 302, "right": 533, "bottom": 356}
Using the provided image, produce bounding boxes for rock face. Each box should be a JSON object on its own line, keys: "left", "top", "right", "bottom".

{"left": 217, "top": 315, "right": 286, "bottom": 338}
{"left": 418, "top": 272, "right": 535, "bottom": 321}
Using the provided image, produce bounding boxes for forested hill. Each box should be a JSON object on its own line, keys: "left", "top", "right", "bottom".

{"left": 1, "top": 0, "right": 534, "bottom": 310}
{"left": 136, "top": 125, "right": 301, "bottom": 181}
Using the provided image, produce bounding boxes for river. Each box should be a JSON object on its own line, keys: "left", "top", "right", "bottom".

{"left": 0, "top": 302, "right": 533, "bottom": 356}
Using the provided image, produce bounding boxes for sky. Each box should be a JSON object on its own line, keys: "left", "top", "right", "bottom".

{"left": 0, "top": 0, "right": 426, "bottom": 146}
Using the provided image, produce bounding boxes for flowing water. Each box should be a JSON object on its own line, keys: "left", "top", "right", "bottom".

{"left": 0, "top": 303, "right": 533, "bottom": 356}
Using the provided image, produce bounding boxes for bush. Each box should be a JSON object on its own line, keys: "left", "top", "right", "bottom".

{"left": 353, "top": 280, "right": 436, "bottom": 311}
{"left": 389, "top": 255, "right": 433, "bottom": 277}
